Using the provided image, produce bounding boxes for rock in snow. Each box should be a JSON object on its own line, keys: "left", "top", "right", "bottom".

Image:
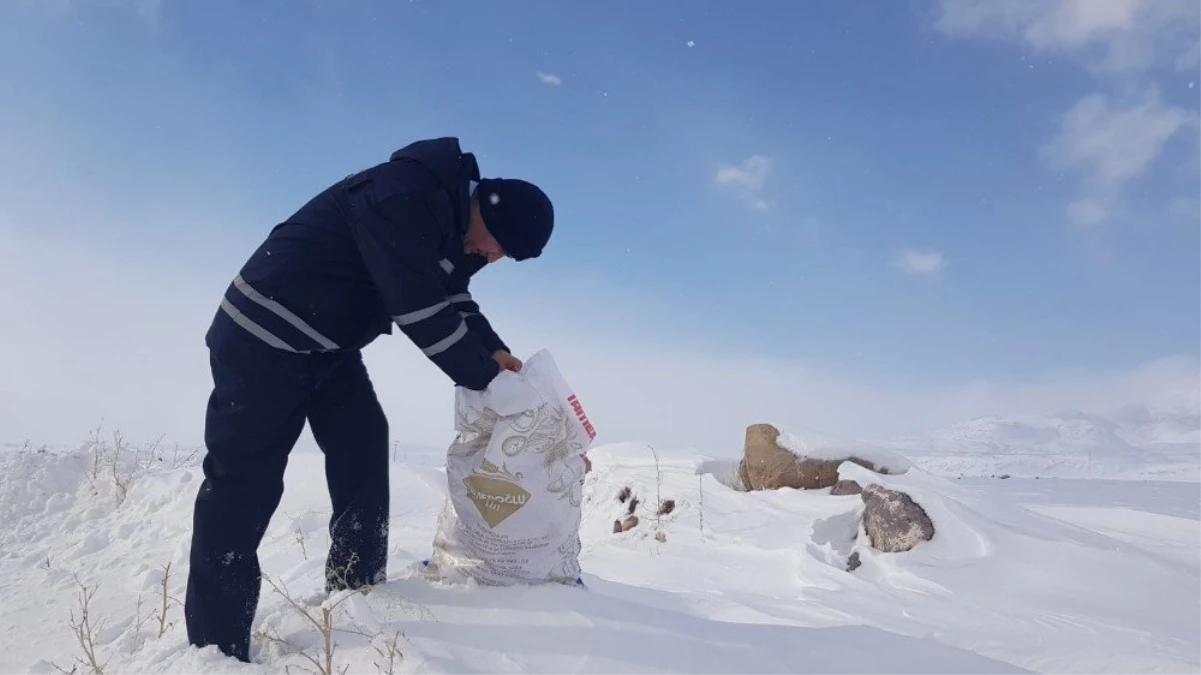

{"left": 738, "top": 423, "right": 891, "bottom": 491}
{"left": 831, "top": 479, "right": 863, "bottom": 495}
{"left": 861, "top": 483, "right": 935, "bottom": 552}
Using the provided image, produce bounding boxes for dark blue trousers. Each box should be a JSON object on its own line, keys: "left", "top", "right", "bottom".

{"left": 184, "top": 321, "right": 389, "bottom": 662}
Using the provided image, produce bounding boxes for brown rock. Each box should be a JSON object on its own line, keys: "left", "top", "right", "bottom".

{"left": 831, "top": 480, "right": 863, "bottom": 496}
{"left": 861, "top": 484, "right": 934, "bottom": 552}
{"left": 740, "top": 423, "right": 881, "bottom": 491}
{"left": 618, "top": 515, "right": 639, "bottom": 532}
{"left": 654, "top": 531, "right": 667, "bottom": 543}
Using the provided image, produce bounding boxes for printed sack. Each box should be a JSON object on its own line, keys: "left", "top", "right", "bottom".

{"left": 424, "top": 349, "right": 597, "bottom": 586}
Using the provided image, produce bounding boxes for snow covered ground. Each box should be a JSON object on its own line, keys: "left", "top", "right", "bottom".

{"left": 1, "top": 434, "right": 1197, "bottom": 674}
{"left": 892, "top": 404, "right": 1201, "bottom": 482}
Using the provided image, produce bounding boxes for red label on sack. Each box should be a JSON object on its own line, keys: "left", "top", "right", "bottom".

{"left": 567, "top": 394, "right": 597, "bottom": 441}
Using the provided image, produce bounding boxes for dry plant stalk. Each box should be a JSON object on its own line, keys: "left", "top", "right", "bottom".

{"left": 260, "top": 573, "right": 356, "bottom": 675}
{"left": 155, "top": 561, "right": 179, "bottom": 638}
{"left": 372, "top": 632, "right": 403, "bottom": 675}
{"left": 53, "top": 578, "right": 108, "bottom": 675}
{"left": 129, "top": 592, "right": 152, "bottom": 654}
{"left": 109, "top": 430, "right": 133, "bottom": 507}
{"left": 647, "top": 444, "right": 663, "bottom": 532}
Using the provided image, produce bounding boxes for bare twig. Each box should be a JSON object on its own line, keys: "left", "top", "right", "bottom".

{"left": 647, "top": 444, "right": 663, "bottom": 532}
{"left": 170, "top": 442, "right": 201, "bottom": 469}
{"left": 87, "top": 423, "right": 106, "bottom": 489}
{"left": 52, "top": 576, "right": 107, "bottom": 667}
{"left": 110, "top": 430, "right": 133, "bottom": 507}
{"left": 324, "top": 552, "right": 360, "bottom": 594}
{"left": 128, "top": 592, "right": 152, "bottom": 654}
{"left": 699, "top": 474, "right": 706, "bottom": 541}
{"left": 372, "top": 631, "right": 404, "bottom": 675}
{"left": 260, "top": 570, "right": 358, "bottom": 675}
{"left": 155, "top": 562, "right": 176, "bottom": 638}
{"left": 144, "top": 433, "right": 165, "bottom": 467}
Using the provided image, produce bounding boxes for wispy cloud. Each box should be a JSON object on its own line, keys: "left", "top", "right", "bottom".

{"left": 934, "top": 0, "right": 1200, "bottom": 75}
{"left": 935, "top": 0, "right": 1199, "bottom": 232}
{"left": 714, "top": 155, "right": 773, "bottom": 211}
{"left": 537, "top": 71, "right": 562, "bottom": 86}
{"left": 893, "top": 249, "right": 946, "bottom": 276}
{"left": 1040, "top": 87, "right": 1191, "bottom": 226}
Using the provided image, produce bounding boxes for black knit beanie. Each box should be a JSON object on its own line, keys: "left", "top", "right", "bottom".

{"left": 476, "top": 178, "right": 554, "bottom": 261}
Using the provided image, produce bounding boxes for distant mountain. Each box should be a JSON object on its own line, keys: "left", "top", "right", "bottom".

{"left": 891, "top": 404, "right": 1200, "bottom": 481}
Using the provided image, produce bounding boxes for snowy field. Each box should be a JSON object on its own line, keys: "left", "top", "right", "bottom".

{"left": 1, "top": 428, "right": 1197, "bottom": 674}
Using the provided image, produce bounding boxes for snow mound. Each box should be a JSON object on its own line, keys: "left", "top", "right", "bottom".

{"left": 1, "top": 440, "right": 1197, "bottom": 674}
{"left": 775, "top": 425, "right": 913, "bottom": 474}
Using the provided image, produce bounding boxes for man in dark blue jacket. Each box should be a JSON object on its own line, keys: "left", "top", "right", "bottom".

{"left": 184, "top": 137, "right": 553, "bottom": 663}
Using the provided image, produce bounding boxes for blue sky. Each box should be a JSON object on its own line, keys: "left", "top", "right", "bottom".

{"left": 0, "top": 1, "right": 1198, "bottom": 449}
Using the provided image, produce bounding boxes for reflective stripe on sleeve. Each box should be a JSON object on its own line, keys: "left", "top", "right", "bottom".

{"left": 393, "top": 300, "right": 450, "bottom": 326}
{"left": 422, "top": 321, "right": 468, "bottom": 357}
{"left": 219, "top": 298, "right": 298, "bottom": 352}
{"left": 232, "top": 275, "right": 340, "bottom": 350}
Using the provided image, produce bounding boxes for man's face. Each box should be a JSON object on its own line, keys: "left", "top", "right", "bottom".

{"left": 465, "top": 199, "right": 506, "bottom": 263}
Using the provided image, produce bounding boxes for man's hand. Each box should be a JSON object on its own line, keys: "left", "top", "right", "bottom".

{"left": 493, "top": 350, "right": 523, "bottom": 372}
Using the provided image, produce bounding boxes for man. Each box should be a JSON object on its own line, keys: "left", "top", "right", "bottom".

{"left": 184, "top": 137, "right": 553, "bottom": 662}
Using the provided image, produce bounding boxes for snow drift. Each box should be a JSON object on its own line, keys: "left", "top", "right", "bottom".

{"left": 0, "top": 434, "right": 1197, "bottom": 674}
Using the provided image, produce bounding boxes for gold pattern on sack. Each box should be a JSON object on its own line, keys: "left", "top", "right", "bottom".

{"left": 463, "top": 460, "right": 530, "bottom": 528}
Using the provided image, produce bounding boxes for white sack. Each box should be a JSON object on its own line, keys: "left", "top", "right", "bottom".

{"left": 424, "top": 349, "right": 597, "bottom": 586}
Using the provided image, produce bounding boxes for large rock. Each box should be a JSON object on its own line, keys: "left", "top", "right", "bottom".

{"left": 861, "top": 484, "right": 934, "bottom": 552}
{"left": 738, "top": 423, "right": 882, "bottom": 491}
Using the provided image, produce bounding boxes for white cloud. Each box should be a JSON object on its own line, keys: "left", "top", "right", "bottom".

{"left": 715, "top": 155, "right": 773, "bottom": 211}
{"left": 935, "top": 1, "right": 1199, "bottom": 233}
{"left": 536, "top": 72, "right": 562, "bottom": 86}
{"left": 1041, "top": 89, "right": 1190, "bottom": 187}
{"left": 893, "top": 249, "right": 946, "bottom": 276}
{"left": 934, "top": 0, "right": 1200, "bottom": 74}
{"left": 1040, "top": 88, "right": 1191, "bottom": 225}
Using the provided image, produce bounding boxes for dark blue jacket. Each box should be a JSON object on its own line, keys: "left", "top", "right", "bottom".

{"left": 208, "top": 137, "right": 506, "bottom": 391}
